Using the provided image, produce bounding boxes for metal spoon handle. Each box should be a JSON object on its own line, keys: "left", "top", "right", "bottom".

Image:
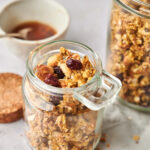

{"left": 0, "top": 33, "right": 22, "bottom": 38}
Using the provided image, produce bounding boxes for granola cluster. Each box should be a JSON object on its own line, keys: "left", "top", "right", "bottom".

{"left": 25, "top": 48, "right": 100, "bottom": 150}
{"left": 36, "top": 47, "right": 96, "bottom": 88}
{"left": 107, "top": 2, "right": 150, "bottom": 107}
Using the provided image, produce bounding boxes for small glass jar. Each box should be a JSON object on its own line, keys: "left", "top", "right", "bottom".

{"left": 22, "top": 40, "right": 121, "bottom": 150}
{"left": 106, "top": 0, "right": 150, "bottom": 112}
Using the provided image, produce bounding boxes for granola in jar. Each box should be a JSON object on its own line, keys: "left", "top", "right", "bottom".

{"left": 107, "top": 0, "right": 150, "bottom": 107}
{"left": 23, "top": 41, "right": 121, "bottom": 150}
{"left": 24, "top": 47, "right": 99, "bottom": 150}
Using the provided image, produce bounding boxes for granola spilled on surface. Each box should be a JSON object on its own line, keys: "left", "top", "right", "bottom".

{"left": 133, "top": 135, "right": 140, "bottom": 144}
{"left": 25, "top": 47, "right": 99, "bottom": 150}
{"left": 107, "top": 2, "right": 150, "bottom": 107}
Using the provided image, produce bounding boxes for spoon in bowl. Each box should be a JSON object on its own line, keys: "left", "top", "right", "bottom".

{"left": 0, "top": 28, "right": 32, "bottom": 40}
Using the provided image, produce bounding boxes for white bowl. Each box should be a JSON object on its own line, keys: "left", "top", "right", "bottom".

{"left": 0, "top": 0, "right": 70, "bottom": 60}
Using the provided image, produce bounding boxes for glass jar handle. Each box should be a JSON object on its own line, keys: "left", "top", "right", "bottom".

{"left": 74, "top": 70, "right": 122, "bottom": 111}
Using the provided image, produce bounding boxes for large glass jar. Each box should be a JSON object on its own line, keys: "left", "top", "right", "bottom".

{"left": 107, "top": 0, "right": 150, "bottom": 112}
{"left": 22, "top": 40, "right": 121, "bottom": 150}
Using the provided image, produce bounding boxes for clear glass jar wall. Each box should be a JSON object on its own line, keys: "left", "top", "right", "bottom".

{"left": 23, "top": 41, "right": 121, "bottom": 150}
{"left": 107, "top": 0, "right": 150, "bottom": 111}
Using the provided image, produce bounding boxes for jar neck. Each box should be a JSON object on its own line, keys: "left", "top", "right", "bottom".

{"left": 115, "top": 0, "right": 150, "bottom": 18}
{"left": 26, "top": 40, "right": 102, "bottom": 95}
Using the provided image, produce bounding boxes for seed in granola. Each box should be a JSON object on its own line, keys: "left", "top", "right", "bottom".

{"left": 44, "top": 74, "right": 60, "bottom": 87}
{"left": 50, "top": 94, "right": 63, "bottom": 106}
{"left": 144, "top": 28, "right": 150, "bottom": 32}
{"left": 54, "top": 66, "right": 65, "bottom": 79}
{"left": 66, "top": 59, "right": 82, "bottom": 70}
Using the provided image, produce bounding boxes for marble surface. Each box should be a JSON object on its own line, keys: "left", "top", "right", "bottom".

{"left": 0, "top": 0, "right": 149, "bottom": 150}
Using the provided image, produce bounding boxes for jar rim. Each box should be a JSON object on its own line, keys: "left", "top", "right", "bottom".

{"left": 26, "top": 40, "right": 102, "bottom": 94}
{"left": 115, "top": 0, "right": 150, "bottom": 19}
{"left": 133, "top": 0, "right": 150, "bottom": 6}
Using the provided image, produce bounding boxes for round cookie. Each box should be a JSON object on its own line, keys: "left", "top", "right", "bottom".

{"left": 0, "top": 73, "right": 23, "bottom": 123}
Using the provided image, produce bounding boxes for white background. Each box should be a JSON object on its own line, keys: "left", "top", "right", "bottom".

{"left": 0, "top": 0, "right": 150, "bottom": 150}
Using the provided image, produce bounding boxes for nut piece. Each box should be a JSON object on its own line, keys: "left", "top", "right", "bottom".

{"left": 36, "top": 64, "right": 54, "bottom": 81}
{"left": 59, "top": 63, "right": 71, "bottom": 77}
{"left": 123, "top": 52, "right": 134, "bottom": 66}
{"left": 47, "top": 54, "right": 63, "bottom": 67}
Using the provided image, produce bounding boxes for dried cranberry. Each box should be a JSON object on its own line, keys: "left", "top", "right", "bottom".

{"left": 44, "top": 74, "right": 60, "bottom": 87}
{"left": 54, "top": 66, "right": 65, "bottom": 79}
{"left": 66, "top": 59, "right": 82, "bottom": 70}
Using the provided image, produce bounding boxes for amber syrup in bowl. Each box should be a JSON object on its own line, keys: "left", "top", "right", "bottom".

{"left": 11, "top": 21, "right": 57, "bottom": 41}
